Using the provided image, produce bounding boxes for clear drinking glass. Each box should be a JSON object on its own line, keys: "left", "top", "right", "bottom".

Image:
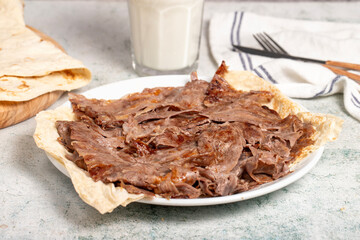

{"left": 127, "top": 0, "right": 204, "bottom": 76}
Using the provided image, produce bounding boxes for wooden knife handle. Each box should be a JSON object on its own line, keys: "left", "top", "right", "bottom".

{"left": 323, "top": 64, "right": 360, "bottom": 84}
{"left": 326, "top": 60, "right": 360, "bottom": 71}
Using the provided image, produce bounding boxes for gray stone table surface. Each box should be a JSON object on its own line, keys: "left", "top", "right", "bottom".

{"left": 1, "top": 1, "right": 360, "bottom": 239}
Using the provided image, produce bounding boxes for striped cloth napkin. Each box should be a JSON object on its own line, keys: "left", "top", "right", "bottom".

{"left": 209, "top": 11, "right": 360, "bottom": 121}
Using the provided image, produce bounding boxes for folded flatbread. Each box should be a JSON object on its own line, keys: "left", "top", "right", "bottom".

{"left": 0, "top": 0, "right": 91, "bottom": 102}
{"left": 34, "top": 63, "right": 343, "bottom": 214}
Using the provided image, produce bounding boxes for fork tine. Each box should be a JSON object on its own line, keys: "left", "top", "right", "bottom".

{"left": 253, "top": 34, "right": 272, "bottom": 52}
{"left": 263, "top": 32, "right": 288, "bottom": 54}
{"left": 257, "top": 33, "right": 280, "bottom": 53}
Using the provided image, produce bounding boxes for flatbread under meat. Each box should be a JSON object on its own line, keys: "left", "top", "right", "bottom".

{"left": 34, "top": 62, "right": 343, "bottom": 214}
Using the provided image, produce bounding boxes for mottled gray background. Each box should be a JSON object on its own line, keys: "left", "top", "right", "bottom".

{"left": 2, "top": 0, "right": 360, "bottom": 239}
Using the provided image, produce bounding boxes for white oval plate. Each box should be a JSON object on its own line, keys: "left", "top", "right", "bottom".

{"left": 47, "top": 75, "right": 324, "bottom": 206}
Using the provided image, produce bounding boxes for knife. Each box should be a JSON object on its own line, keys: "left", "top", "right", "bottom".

{"left": 232, "top": 45, "right": 325, "bottom": 64}
{"left": 232, "top": 44, "right": 360, "bottom": 83}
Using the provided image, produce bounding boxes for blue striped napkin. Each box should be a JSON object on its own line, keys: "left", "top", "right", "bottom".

{"left": 209, "top": 11, "right": 360, "bottom": 121}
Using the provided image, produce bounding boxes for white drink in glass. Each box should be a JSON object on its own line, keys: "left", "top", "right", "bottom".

{"left": 127, "top": 0, "right": 204, "bottom": 76}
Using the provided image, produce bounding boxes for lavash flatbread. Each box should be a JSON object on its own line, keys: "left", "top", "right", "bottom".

{"left": 0, "top": 0, "right": 91, "bottom": 101}
{"left": 33, "top": 70, "right": 343, "bottom": 214}
{"left": 0, "top": 0, "right": 24, "bottom": 30}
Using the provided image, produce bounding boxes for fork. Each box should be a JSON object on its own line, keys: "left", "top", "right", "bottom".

{"left": 253, "top": 32, "right": 360, "bottom": 83}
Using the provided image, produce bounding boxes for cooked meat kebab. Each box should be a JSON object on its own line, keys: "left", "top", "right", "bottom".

{"left": 56, "top": 63, "right": 314, "bottom": 199}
